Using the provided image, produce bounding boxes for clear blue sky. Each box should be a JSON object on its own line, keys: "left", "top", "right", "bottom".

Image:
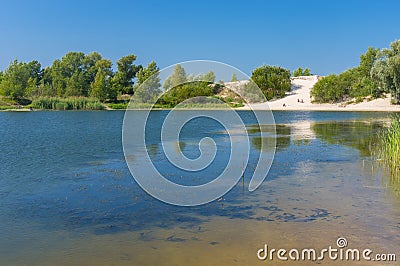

{"left": 0, "top": 0, "right": 399, "bottom": 75}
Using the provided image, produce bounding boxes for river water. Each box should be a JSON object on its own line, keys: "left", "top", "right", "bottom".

{"left": 0, "top": 110, "right": 398, "bottom": 265}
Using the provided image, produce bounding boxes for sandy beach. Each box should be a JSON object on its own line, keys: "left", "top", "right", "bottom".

{"left": 241, "top": 76, "right": 400, "bottom": 112}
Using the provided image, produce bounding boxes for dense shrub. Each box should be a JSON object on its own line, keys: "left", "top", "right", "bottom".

{"left": 311, "top": 46, "right": 380, "bottom": 103}
{"left": 251, "top": 65, "right": 291, "bottom": 100}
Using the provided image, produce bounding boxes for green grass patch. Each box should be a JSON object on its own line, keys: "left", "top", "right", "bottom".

{"left": 107, "top": 102, "right": 129, "bottom": 109}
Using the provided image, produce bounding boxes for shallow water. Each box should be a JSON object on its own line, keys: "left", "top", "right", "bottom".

{"left": 0, "top": 111, "right": 399, "bottom": 265}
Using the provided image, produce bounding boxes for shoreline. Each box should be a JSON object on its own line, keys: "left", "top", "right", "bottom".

{"left": 2, "top": 107, "right": 400, "bottom": 112}
{"left": 2, "top": 75, "right": 400, "bottom": 112}
{"left": 239, "top": 103, "right": 400, "bottom": 112}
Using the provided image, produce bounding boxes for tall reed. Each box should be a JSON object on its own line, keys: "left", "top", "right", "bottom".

{"left": 31, "top": 97, "right": 104, "bottom": 110}
{"left": 375, "top": 116, "right": 400, "bottom": 192}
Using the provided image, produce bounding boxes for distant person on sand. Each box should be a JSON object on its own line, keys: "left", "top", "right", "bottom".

{"left": 283, "top": 103, "right": 286, "bottom": 107}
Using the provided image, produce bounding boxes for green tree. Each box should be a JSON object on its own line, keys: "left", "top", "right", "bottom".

{"left": 83, "top": 52, "right": 103, "bottom": 85}
{"left": 61, "top": 52, "right": 85, "bottom": 76}
{"left": 136, "top": 61, "right": 159, "bottom": 85}
{"left": 49, "top": 59, "right": 67, "bottom": 96}
{"left": 112, "top": 54, "right": 141, "bottom": 94}
{"left": 371, "top": 60, "right": 392, "bottom": 97}
{"left": 65, "top": 71, "right": 86, "bottom": 96}
{"left": 0, "top": 60, "right": 42, "bottom": 100}
{"left": 293, "top": 67, "right": 311, "bottom": 76}
{"left": 251, "top": 65, "right": 291, "bottom": 100}
{"left": 201, "top": 70, "right": 216, "bottom": 83}
{"left": 28, "top": 67, "right": 55, "bottom": 97}
{"left": 90, "top": 69, "right": 110, "bottom": 102}
{"left": 94, "top": 59, "right": 113, "bottom": 76}
{"left": 0, "top": 60, "right": 27, "bottom": 99}
{"left": 49, "top": 52, "right": 86, "bottom": 96}
{"left": 134, "top": 61, "right": 161, "bottom": 103}
{"left": 231, "top": 73, "right": 238, "bottom": 82}
{"left": 352, "top": 77, "right": 377, "bottom": 98}
{"left": 293, "top": 67, "right": 303, "bottom": 77}
{"left": 23, "top": 60, "right": 43, "bottom": 97}
{"left": 46, "top": 52, "right": 114, "bottom": 98}
{"left": 359, "top": 47, "right": 379, "bottom": 77}
{"left": 311, "top": 46, "right": 381, "bottom": 103}
{"left": 193, "top": 70, "right": 215, "bottom": 83}
{"left": 160, "top": 66, "right": 218, "bottom": 106}
{"left": 311, "top": 74, "right": 344, "bottom": 103}
{"left": 371, "top": 40, "right": 400, "bottom": 102}
{"left": 0, "top": 52, "right": 163, "bottom": 105}
{"left": 25, "top": 77, "right": 39, "bottom": 97}
{"left": 163, "top": 64, "right": 187, "bottom": 90}
{"left": 90, "top": 58, "right": 115, "bottom": 102}
{"left": 26, "top": 60, "right": 43, "bottom": 82}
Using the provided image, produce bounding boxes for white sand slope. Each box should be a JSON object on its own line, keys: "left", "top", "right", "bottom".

{"left": 242, "top": 76, "right": 400, "bottom": 112}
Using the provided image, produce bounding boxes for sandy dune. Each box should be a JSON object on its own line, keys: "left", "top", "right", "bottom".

{"left": 242, "top": 76, "right": 400, "bottom": 112}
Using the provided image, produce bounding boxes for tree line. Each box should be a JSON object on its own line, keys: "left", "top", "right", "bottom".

{"left": 0, "top": 51, "right": 304, "bottom": 108}
{"left": 311, "top": 39, "right": 400, "bottom": 104}
{"left": 0, "top": 51, "right": 159, "bottom": 103}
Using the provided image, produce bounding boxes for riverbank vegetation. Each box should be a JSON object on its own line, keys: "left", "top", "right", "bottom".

{"left": 0, "top": 51, "right": 291, "bottom": 109}
{"left": 375, "top": 116, "right": 400, "bottom": 192}
{"left": 3, "top": 40, "right": 399, "bottom": 110}
{"left": 311, "top": 40, "right": 400, "bottom": 104}
{"left": 0, "top": 52, "right": 157, "bottom": 109}
{"left": 128, "top": 64, "right": 244, "bottom": 108}
{"left": 31, "top": 97, "right": 104, "bottom": 110}
{"left": 158, "top": 65, "right": 220, "bottom": 106}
